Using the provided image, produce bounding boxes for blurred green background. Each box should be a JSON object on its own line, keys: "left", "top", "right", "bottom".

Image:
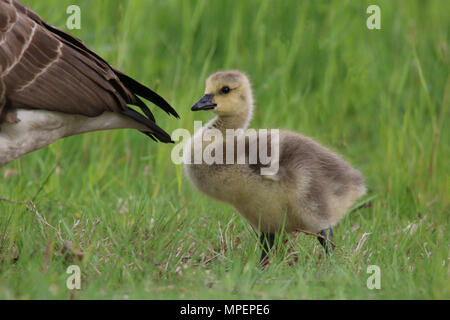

{"left": 0, "top": 0, "right": 448, "bottom": 299}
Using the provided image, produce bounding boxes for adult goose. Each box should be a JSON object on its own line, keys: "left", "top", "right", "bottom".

{"left": 0, "top": 0, "right": 178, "bottom": 167}
{"left": 184, "top": 70, "right": 366, "bottom": 264}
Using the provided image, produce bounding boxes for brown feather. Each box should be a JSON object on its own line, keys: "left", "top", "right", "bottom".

{"left": 0, "top": 0, "right": 178, "bottom": 142}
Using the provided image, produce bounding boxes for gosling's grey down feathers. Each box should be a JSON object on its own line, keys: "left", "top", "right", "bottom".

{"left": 184, "top": 70, "right": 366, "bottom": 239}
{"left": 0, "top": 0, "right": 178, "bottom": 167}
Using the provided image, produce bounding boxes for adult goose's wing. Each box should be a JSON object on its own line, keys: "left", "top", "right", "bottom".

{"left": 0, "top": 0, "right": 178, "bottom": 142}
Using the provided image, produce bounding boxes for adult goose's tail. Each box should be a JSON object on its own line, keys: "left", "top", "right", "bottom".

{"left": 0, "top": 0, "right": 178, "bottom": 143}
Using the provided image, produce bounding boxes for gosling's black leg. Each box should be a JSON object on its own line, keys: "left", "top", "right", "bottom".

{"left": 259, "top": 232, "right": 275, "bottom": 265}
{"left": 317, "top": 228, "right": 334, "bottom": 255}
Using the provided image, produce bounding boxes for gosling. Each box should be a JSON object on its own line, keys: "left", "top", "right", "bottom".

{"left": 184, "top": 70, "right": 366, "bottom": 264}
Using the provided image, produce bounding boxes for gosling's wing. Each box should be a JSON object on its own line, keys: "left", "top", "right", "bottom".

{"left": 0, "top": 0, "right": 178, "bottom": 142}
{"left": 278, "top": 131, "right": 365, "bottom": 194}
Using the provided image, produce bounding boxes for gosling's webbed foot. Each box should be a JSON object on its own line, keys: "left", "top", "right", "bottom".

{"left": 317, "top": 228, "right": 334, "bottom": 255}
{"left": 259, "top": 232, "right": 275, "bottom": 266}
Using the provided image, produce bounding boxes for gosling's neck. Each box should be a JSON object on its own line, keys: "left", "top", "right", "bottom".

{"left": 207, "top": 106, "right": 253, "bottom": 132}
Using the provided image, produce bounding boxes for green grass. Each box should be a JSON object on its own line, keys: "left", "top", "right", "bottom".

{"left": 0, "top": 0, "right": 448, "bottom": 299}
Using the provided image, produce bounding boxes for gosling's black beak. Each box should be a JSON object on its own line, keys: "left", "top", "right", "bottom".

{"left": 191, "top": 94, "right": 217, "bottom": 111}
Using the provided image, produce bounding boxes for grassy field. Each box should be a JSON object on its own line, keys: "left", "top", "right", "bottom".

{"left": 0, "top": 0, "right": 448, "bottom": 299}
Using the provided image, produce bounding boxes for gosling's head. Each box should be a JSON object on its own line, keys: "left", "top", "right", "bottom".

{"left": 191, "top": 70, "right": 253, "bottom": 117}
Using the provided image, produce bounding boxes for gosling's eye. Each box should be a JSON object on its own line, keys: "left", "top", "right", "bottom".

{"left": 220, "top": 86, "right": 231, "bottom": 94}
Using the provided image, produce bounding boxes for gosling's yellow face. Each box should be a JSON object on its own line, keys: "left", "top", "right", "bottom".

{"left": 191, "top": 71, "right": 252, "bottom": 116}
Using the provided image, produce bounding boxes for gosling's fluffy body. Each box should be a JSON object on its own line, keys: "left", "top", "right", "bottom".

{"left": 184, "top": 70, "right": 366, "bottom": 235}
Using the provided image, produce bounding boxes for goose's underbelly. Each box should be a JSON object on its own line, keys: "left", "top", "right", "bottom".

{"left": 184, "top": 163, "right": 252, "bottom": 202}
{"left": 0, "top": 109, "right": 144, "bottom": 167}
{"left": 184, "top": 162, "right": 301, "bottom": 232}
